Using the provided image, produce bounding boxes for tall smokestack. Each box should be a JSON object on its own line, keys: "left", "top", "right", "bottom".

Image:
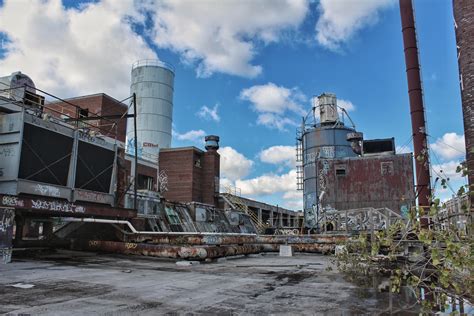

{"left": 399, "top": 0, "right": 431, "bottom": 207}
{"left": 453, "top": 0, "right": 474, "bottom": 209}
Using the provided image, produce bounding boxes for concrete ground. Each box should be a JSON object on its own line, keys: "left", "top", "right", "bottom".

{"left": 0, "top": 250, "right": 418, "bottom": 315}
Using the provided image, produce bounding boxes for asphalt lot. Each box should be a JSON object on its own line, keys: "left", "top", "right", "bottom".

{"left": 0, "top": 250, "right": 417, "bottom": 315}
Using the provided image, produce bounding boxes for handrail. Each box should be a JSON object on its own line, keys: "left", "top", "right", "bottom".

{"left": 132, "top": 59, "right": 175, "bottom": 73}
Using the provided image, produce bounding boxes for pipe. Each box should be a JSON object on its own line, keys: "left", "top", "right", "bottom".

{"left": 63, "top": 217, "right": 257, "bottom": 236}
{"left": 399, "top": 0, "right": 431, "bottom": 208}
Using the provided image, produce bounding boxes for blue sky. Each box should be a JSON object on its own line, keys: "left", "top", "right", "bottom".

{"left": 0, "top": 0, "right": 467, "bottom": 209}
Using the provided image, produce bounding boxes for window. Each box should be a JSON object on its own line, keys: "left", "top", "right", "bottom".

{"left": 137, "top": 174, "right": 154, "bottom": 190}
{"left": 78, "top": 108, "right": 89, "bottom": 128}
{"left": 335, "top": 165, "right": 346, "bottom": 176}
{"left": 79, "top": 108, "right": 89, "bottom": 119}
{"left": 165, "top": 206, "right": 181, "bottom": 224}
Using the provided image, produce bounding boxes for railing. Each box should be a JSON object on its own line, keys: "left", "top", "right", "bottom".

{"left": 132, "top": 59, "right": 175, "bottom": 73}
{"left": 220, "top": 186, "right": 266, "bottom": 233}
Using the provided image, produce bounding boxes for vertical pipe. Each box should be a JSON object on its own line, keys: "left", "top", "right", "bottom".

{"left": 399, "top": 0, "right": 431, "bottom": 207}
{"left": 453, "top": 0, "right": 474, "bottom": 210}
{"left": 133, "top": 92, "right": 138, "bottom": 211}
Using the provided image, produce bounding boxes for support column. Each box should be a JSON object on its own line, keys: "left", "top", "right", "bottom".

{"left": 258, "top": 208, "right": 262, "bottom": 224}
{"left": 269, "top": 211, "right": 274, "bottom": 227}
{"left": 1, "top": 208, "right": 15, "bottom": 264}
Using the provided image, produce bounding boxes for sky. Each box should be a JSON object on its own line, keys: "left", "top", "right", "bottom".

{"left": 0, "top": 0, "right": 467, "bottom": 210}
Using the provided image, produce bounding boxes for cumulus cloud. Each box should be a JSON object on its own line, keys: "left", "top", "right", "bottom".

{"left": 337, "top": 99, "right": 356, "bottom": 112}
{"left": 196, "top": 104, "right": 220, "bottom": 122}
{"left": 149, "top": 0, "right": 308, "bottom": 78}
{"left": 432, "top": 160, "right": 463, "bottom": 181}
{"left": 315, "top": 0, "right": 394, "bottom": 51}
{"left": 236, "top": 169, "right": 302, "bottom": 209}
{"left": 240, "top": 82, "right": 306, "bottom": 130}
{"left": 218, "top": 146, "right": 254, "bottom": 181}
{"left": 259, "top": 145, "right": 296, "bottom": 168}
{"left": 237, "top": 169, "right": 297, "bottom": 197}
{"left": 219, "top": 145, "right": 302, "bottom": 210}
{"left": 174, "top": 129, "right": 206, "bottom": 143}
{"left": 430, "top": 133, "right": 466, "bottom": 161}
{"left": 0, "top": 0, "right": 156, "bottom": 99}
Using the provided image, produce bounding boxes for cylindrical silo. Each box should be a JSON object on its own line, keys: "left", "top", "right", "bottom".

{"left": 301, "top": 93, "right": 360, "bottom": 228}
{"left": 126, "top": 60, "right": 174, "bottom": 161}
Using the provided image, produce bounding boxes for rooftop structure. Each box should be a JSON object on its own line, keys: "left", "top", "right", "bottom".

{"left": 297, "top": 93, "right": 415, "bottom": 229}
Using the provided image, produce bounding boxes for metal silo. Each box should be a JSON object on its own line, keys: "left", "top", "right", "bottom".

{"left": 296, "top": 93, "right": 362, "bottom": 229}
{"left": 126, "top": 60, "right": 175, "bottom": 161}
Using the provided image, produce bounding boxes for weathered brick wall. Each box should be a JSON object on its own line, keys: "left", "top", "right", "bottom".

{"left": 159, "top": 148, "right": 220, "bottom": 207}
{"left": 159, "top": 149, "right": 195, "bottom": 203}
{"left": 46, "top": 94, "right": 127, "bottom": 142}
{"left": 453, "top": 0, "right": 474, "bottom": 208}
{"left": 202, "top": 151, "right": 220, "bottom": 207}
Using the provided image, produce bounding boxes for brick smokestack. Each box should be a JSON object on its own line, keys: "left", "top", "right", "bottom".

{"left": 399, "top": 0, "right": 431, "bottom": 207}
{"left": 453, "top": 0, "right": 474, "bottom": 208}
{"left": 203, "top": 135, "right": 220, "bottom": 207}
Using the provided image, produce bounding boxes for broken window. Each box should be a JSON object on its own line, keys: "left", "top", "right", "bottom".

{"left": 137, "top": 174, "right": 154, "bottom": 190}
{"left": 335, "top": 165, "right": 346, "bottom": 176}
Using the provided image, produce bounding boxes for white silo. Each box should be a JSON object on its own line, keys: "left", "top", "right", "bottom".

{"left": 126, "top": 60, "right": 174, "bottom": 161}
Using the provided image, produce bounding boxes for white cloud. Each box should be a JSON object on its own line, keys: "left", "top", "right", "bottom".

{"left": 0, "top": 0, "right": 156, "bottom": 99}
{"left": 218, "top": 146, "right": 254, "bottom": 181}
{"left": 240, "top": 82, "right": 306, "bottom": 130}
{"left": 196, "top": 104, "right": 220, "bottom": 122}
{"left": 337, "top": 99, "right": 355, "bottom": 112}
{"left": 315, "top": 0, "right": 394, "bottom": 51}
{"left": 432, "top": 160, "right": 464, "bottom": 182}
{"left": 237, "top": 169, "right": 297, "bottom": 197}
{"left": 283, "top": 199, "right": 304, "bottom": 210}
{"left": 149, "top": 0, "right": 309, "bottom": 78}
{"left": 430, "top": 133, "right": 466, "bottom": 161}
{"left": 174, "top": 129, "right": 206, "bottom": 143}
{"left": 259, "top": 145, "right": 296, "bottom": 168}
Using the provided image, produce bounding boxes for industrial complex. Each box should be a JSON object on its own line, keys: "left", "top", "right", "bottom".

{"left": 0, "top": 0, "right": 472, "bottom": 314}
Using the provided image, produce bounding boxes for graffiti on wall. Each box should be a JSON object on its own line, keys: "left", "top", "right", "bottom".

{"left": 0, "top": 208, "right": 14, "bottom": 264}
{"left": 0, "top": 195, "right": 87, "bottom": 214}
{"left": 31, "top": 199, "right": 85, "bottom": 213}
{"left": 34, "top": 184, "right": 60, "bottom": 197}
{"left": 0, "top": 208, "right": 14, "bottom": 234}
{"left": 2, "top": 196, "right": 24, "bottom": 208}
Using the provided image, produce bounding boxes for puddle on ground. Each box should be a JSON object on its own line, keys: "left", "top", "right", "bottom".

{"left": 344, "top": 272, "right": 473, "bottom": 314}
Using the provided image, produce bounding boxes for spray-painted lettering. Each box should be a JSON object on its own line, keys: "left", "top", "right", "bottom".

{"left": 31, "top": 199, "right": 85, "bottom": 213}
{"left": 34, "top": 184, "right": 60, "bottom": 197}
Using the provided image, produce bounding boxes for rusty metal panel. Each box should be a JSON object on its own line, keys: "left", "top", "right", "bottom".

{"left": 318, "top": 154, "right": 415, "bottom": 213}
{"left": 0, "top": 194, "right": 136, "bottom": 218}
{"left": 0, "top": 207, "right": 14, "bottom": 264}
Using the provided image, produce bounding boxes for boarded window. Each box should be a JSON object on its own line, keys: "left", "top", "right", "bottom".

{"left": 335, "top": 165, "right": 346, "bottom": 176}
{"left": 381, "top": 161, "right": 394, "bottom": 176}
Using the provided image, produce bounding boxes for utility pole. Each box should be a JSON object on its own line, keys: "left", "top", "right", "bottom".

{"left": 133, "top": 92, "right": 138, "bottom": 211}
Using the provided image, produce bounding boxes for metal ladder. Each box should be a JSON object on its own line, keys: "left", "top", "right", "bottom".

{"left": 221, "top": 189, "right": 266, "bottom": 233}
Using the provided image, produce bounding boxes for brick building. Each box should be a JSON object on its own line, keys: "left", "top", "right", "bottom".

{"left": 159, "top": 137, "right": 220, "bottom": 207}
{"left": 47, "top": 93, "right": 128, "bottom": 142}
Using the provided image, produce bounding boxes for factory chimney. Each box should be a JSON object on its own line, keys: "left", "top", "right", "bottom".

{"left": 453, "top": 0, "right": 474, "bottom": 209}
{"left": 399, "top": 0, "right": 431, "bottom": 208}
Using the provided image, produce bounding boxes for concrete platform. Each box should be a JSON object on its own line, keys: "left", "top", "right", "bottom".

{"left": 0, "top": 250, "right": 417, "bottom": 315}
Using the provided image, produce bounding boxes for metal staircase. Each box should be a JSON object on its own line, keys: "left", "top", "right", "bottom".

{"left": 221, "top": 186, "right": 266, "bottom": 233}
